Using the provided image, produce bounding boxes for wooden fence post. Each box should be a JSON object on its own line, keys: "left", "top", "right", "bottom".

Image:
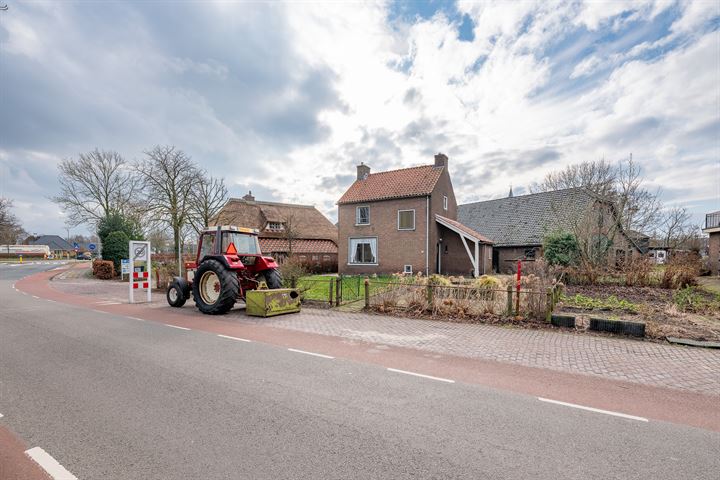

{"left": 426, "top": 283, "right": 433, "bottom": 306}
{"left": 364, "top": 277, "right": 370, "bottom": 309}
{"left": 545, "top": 288, "right": 553, "bottom": 323}
{"left": 291, "top": 276, "right": 297, "bottom": 289}
{"left": 329, "top": 278, "right": 334, "bottom": 306}
{"left": 506, "top": 284, "right": 513, "bottom": 316}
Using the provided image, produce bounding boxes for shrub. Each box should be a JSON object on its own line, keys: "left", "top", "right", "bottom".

{"left": 662, "top": 253, "right": 701, "bottom": 289}
{"left": 473, "top": 275, "right": 502, "bottom": 289}
{"left": 98, "top": 212, "right": 143, "bottom": 248}
{"left": 92, "top": 259, "right": 115, "bottom": 279}
{"left": 622, "top": 256, "right": 654, "bottom": 287}
{"left": 427, "top": 274, "right": 452, "bottom": 286}
{"left": 543, "top": 231, "right": 580, "bottom": 266}
{"left": 102, "top": 230, "right": 130, "bottom": 273}
{"left": 279, "top": 258, "right": 308, "bottom": 287}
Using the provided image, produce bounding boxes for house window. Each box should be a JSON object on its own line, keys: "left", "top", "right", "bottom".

{"left": 403, "top": 264, "right": 412, "bottom": 274}
{"left": 356, "top": 206, "right": 370, "bottom": 225}
{"left": 397, "top": 210, "right": 415, "bottom": 230}
{"left": 299, "top": 255, "right": 307, "bottom": 262}
{"left": 443, "top": 195, "right": 448, "bottom": 210}
{"left": 312, "top": 255, "right": 319, "bottom": 261}
{"left": 322, "top": 255, "right": 331, "bottom": 261}
{"left": 266, "top": 222, "right": 284, "bottom": 231}
{"left": 349, "top": 237, "right": 377, "bottom": 264}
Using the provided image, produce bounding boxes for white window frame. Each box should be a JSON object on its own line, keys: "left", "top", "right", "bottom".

{"left": 403, "top": 264, "right": 413, "bottom": 274}
{"left": 443, "top": 195, "right": 448, "bottom": 210}
{"left": 397, "top": 209, "right": 416, "bottom": 231}
{"left": 348, "top": 237, "right": 378, "bottom": 265}
{"left": 355, "top": 206, "right": 370, "bottom": 225}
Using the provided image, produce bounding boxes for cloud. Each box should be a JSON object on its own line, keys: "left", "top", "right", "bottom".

{"left": 0, "top": 0, "right": 718, "bottom": 233}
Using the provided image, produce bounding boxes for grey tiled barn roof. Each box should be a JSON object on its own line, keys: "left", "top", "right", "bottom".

{"left": 458, "top": 188, "right": 595, "bottom": 247}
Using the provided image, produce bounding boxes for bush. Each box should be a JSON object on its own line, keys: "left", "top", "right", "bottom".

{"left": 473, "top": 275, "right": 502, "bottom": 289}
{"left": 622, "top": 256, "right": 654, "bottom": 286}
{"left": 662, "top": 253, "right": 701, "bottom": 289}
{"left": 543, "top": 231, "right": 580, "bottom": 266}
{"left": 427, "top": 274, "right": 452, "bottom": 286}
{"left": 102, "top": 231, "right": 130, "bottom": 273}
{"left": 92, "top": 259, "right": 115, "bottom": 279}
{"left": 279, "top": 258, "right": 308, "bottom": 287}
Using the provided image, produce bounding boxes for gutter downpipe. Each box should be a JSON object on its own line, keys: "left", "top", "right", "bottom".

{"left": 426, "top": 195, "right": 430, "bottom": 276}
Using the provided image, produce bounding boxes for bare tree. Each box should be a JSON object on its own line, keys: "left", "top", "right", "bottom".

{"left": 136, "top": 146, "right": 198, "bottom": 268}
{"left": 534, "top": 156, "right": 661, "bottom": 270}
{"left": 188, "top": 173, "right": 227, "bottom": 234}
{"left": 656, "top": 206, "right": 694, "bottom": 251}
{"left": 281, "top": 213, "right": 300, "bottom": 258}
{"left": 52, "top": 149, "right": 141, "bottom": 227}
{"left": 0, "top": 197, "right": 25, "bottom": 245}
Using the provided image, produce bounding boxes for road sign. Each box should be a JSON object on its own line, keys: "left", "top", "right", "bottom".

{"left": 73, "top": 242, "right": 79, "bottom": 249}
{"left": 88, "top": 243, "right": 96, "bottom": 251}
{"left": 129, "top": 241, "right": 151, "bottom": 304}
{"left": 121, "top": 259, "right": 130, "bottom": 275}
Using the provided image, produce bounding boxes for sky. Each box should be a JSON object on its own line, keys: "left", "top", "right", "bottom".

{"left": 0, "top": 0, "right": 718, "bottom": 237}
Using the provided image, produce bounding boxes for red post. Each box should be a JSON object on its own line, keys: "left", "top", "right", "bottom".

{"left": 515, "top": 260, "right": 522, "bottom": 316}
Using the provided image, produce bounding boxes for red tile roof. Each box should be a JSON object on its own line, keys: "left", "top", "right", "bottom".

{"left": 337, "top": 165, "right": 444, "bottom": 204}
{"left": 260, "top": 238, "right": 338, "bottom": 254}
{"left": 435, "top": 215, "right": 493, "bottom": 244}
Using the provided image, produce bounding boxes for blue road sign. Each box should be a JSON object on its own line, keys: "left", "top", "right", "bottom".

{"left": 88, "top": 243, "right": 96, "bottom": 251}
{"left": 73, "top": 242, "right": 79, "bottom": 249}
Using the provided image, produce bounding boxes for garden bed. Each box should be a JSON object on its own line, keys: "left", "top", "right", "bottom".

{"left": 560, "top": 284, "right": 720, "bottom": 342}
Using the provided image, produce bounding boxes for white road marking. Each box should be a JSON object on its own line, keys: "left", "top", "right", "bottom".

{"left": 218, "top": 334, "right": 252, "bottom": 342}
{"left": 287, "top": 348, "right": 334, "bottom": 359}
{"left": 537, "top": 397, "right": 649, "bottom": 422}
{"left": 128, "top": 317, "right": 145, "bottom": 322}
{"left": 95, "top": 301, "right": 121, "bottom": 305}
{"left": 387, "top": 368, "right": 455, "bottom": 384}
{"left": 0, "top": 412, "right": 3, "bottom": 418}
{"left": 31, "top": 295, "right": 39, "bottom": 299}
{"left": 165, "top": 324, "right": 190, "bottom": 331}
{"left": 46, "top": 299, "right": 57, "bottom": 303}
{"left": 92, "top": 309, "right": 108, "bottom": 314}
{"left": 25, "top": 446, "right": 78, "bottom": 480}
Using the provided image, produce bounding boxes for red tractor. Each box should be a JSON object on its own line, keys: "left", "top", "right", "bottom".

{"left": 166, "top": 225, "right": 283, "bottom": 315}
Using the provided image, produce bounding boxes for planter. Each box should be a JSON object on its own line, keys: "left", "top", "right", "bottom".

{"left": 551, "top": 314, "right": 575, "bottom": 328}
{"left": 589, "top": 317, "right": 645, "bottom": 337}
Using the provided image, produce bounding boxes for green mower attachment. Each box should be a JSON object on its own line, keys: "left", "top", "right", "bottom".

{"left": 245, "top": 288, "right": 301, "bottom": 317}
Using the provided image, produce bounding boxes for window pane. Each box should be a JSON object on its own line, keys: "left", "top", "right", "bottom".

{"left": 357, "top": 207, "right": 369, "bottom": 224}
{"left": 349, "top": 238, "right": 376, "bottom": 263}
{"left": 398, "top": 210, "right": 414, "bottom": 229}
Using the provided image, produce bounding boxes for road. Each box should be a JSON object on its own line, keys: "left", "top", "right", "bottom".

{"left": 1, "top": 263, "right": 718, "bottom": 479}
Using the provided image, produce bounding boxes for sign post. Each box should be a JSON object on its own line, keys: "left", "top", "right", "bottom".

{"left": 129, "top": 241, "right": 151, "bottom": 304}
{"left": 121, "top": 259, "right": 130, "bottom": 280}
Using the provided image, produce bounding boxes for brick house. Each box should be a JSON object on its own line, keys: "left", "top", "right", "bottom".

{"left": 337, "top": 154, "right": 492, "bottom": 276}
{"left": 458, "top": 188, "right": 646, "bottom": 273}
{"left": 702, "top": 211, "right": 720, "bottom": 275}
{"left": 213, "top": 193, "right": 338, "bottom": 272}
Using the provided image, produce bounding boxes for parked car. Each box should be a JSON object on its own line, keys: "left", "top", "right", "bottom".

{"left": 76, "top": 252, "right": 92, "bottom": 260}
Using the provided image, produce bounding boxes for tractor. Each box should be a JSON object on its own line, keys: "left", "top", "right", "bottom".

{"left": 166, "top": 225, "right": 285, "bottom": 315}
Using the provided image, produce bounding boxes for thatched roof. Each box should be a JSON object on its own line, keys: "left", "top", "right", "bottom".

{"left": 212, "top": 198, "right": 337, "bottom": 243}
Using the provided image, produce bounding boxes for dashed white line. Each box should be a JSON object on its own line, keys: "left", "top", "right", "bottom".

{"left": 92, "top": 309, "right": 108, "bottom": 314}
{"left": 537, "top": 397, "right": 649, "bottom": 422}
{"left": 95, "top": 301, "right": 121, "bottom": 305}
{"left": 387, "top": 368, "right": 455, "bottom": 384}
{"left": 218, "top": 334, "right": 252, "bottom": 342}
{"left": 25, "top": 446, "right": 78, "bottom": 480}
{"left": 287, "top": 348, "right": 334, "bottom": 359}
{"left": 31, "top": 295, "right": 39, "bottom": 299}
{"left": 0, "top": 412, "right": 3, "bottom": 418}
{"left": 164, "top": 324, "right": 190, "bottom": 331}
{"left": 128, "top": 317, "right": 145, "bottom": 322}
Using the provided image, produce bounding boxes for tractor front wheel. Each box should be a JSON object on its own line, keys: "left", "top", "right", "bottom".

{"left": 167, "top": 281, "right": 187, "bottom": 308}
{"left": 257, "top": 268, "right": 282, "bottom": 289}
{"left": 192, "top": 259, "right": 239, "bottom": 315}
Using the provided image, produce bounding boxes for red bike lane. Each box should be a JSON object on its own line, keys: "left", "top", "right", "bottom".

{"left": 14, "top": 266, "right": 720, "bottom": 432}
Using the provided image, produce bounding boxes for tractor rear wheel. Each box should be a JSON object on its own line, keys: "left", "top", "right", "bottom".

{"left": 192, "top": 259, "right": 239, "bottom": 315}
{"left": 258, "top": 268, "right": 282, "bottom": 289}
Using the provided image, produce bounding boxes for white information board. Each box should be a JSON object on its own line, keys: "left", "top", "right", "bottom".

{"left": 129, "top": 241, "right": 151, "bottom": 304}
{"left": 121, "top": 259, "right": 130, "bottom": 276}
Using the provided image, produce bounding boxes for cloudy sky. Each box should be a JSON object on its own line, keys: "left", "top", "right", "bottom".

{"left": 1, "top": 0, "right": 718, "bottom": 236}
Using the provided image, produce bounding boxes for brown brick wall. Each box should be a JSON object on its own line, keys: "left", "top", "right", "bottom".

{"left": 338, "top": 196, "right": 428, "bottom": 275}
{"left": 708, "top": 232, "right": 720, "bottom": 275}
{"left": 437, "top": 225, "right": 492, "bottom": 275}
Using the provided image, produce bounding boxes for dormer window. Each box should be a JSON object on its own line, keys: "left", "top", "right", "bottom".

{"left": 266, "top": 222, "right": 285, "bottom": 231}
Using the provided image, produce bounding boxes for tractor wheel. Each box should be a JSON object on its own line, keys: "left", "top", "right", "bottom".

{"left": 167, "top": 281, "right": 187, "bottom": 308}
{"left": 258, "top": 268, "right": 282, "bottom": 289}
{"left": 192, "top": 259, "right": 239, "bottom": 315}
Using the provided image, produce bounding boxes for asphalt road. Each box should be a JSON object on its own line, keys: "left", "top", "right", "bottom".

{"left": 1, "top": 263, "right": 719, "bottom": 479}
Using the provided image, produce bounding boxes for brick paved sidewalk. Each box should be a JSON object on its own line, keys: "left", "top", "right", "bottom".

{"left": 50, "top": 269, "right": 720, "bottom": 396}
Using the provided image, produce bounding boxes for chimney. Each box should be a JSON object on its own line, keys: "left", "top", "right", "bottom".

{"left": 434, "top": 153, "right": 448, "bottom": 167}
{"left": 242, "top": 191, "right": 255, "bottom": 201}
{"left": 356, "top": 162, "right": 370, "bottom": 180}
